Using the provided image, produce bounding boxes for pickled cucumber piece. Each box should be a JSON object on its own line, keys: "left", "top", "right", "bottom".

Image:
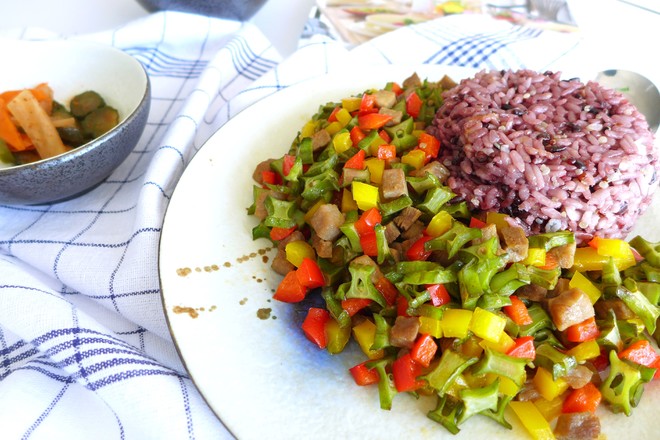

{"left": 57, "top": 125, "right": 89, "bottom": 147}
{"left": 51, "top": 101, "right": 72, "bottom": 120}
{"left": 70, "top": 91, "right": 106, "bottom": 118}
{"left": 0, "top": 139, "right": 16, "bottom": 167}
{"left": 81, "top": 106, "right": 119, "bottom": 138}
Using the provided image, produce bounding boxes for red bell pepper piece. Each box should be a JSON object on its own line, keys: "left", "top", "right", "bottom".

{"left": 358, "top": 113, "right": 393, "bottom": 131}
{"left": 390, "top": 82, "right": 403, "bottom": 96}
{"left": 565, "top": 317, "right": 600, "bottom": 343}
{"left": 282, "top": 154, "right": 296, "bottom": 176}
{"left": 562, "top": 382, "right": 602, "bottom": 413}
{"left": 349, "top": 361, "right": 380, "bottom": 386}
{"left": 410, "top": 334, "right": 438, "bottom": 368}
{"left": 503, "top": 295, "right": 533, "bottom": 326}
{"left": 273, "top": 271, "right": 307, "bottom": 303}
{"left": 261, "top": 170, "right": 281, "bottom": 187}
{"left": 354, "top": 207, "right": 382, "bottom": 236}
{"left": 405, "top": 91, "right": 423, "bottom": 119}
{"left": 374, "top": 276, "right": 398, "bottom": 306}
{"left": 341, "top": 298, "right": 372, "bottom": 317}
{"left": 301, "top": 307, "right": 330, "bottom": 349}
{"left": 469, "top": 216, "right": 487, "bottom": 229}
{"left": 426, "top": 283, "right": 450, "bottom": 307}
{"left": 350, "top": 126, "right": 366, "bottom": 145}
{"left": 618, "top": 339, "right": 660, "bottom": 378}
{"left": 359, "top": 232, "right": 378, "bottom": 257}
{"left": 417, "top": 132, "right": 440, "bottom": 160}
{"left": 506, "top": 335, "right": 536, "bottom": 360}
{"left": 269, "top": 226, "right": 296, "bottom": 242}
{"left": 406, "top": 234, "right": 433, "bottom": 261}
{"left": 327, "top": 106, "right": 341, "bottom": 122}
{"left": 378, "top": 129, "right": 391, "bottom": 143}
{"left": 377, "top": 144, "right": 397, "bottom": 161}
{"left": 360, "top": 93, "right": 376, "bottom": 114}
{"left": 396, "top": 295, "right": 410, "bottom": 317}
{"left": 344, "top": 149, "right": 366, "bottom": 170}
{"left": 296, "top": 258, "right": 325, "bottom": 289}
{"left": 392, "top": 352, "right": 425, "bottom": 392}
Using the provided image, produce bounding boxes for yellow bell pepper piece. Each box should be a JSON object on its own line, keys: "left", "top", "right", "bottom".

{"left": 485, "top": 211, "right": 510, "bottom": 232}
{"left": 332, "top": 130, "right": 352, "bottom": 153}
{"left": 326, "top": 121, "right": 343, "bottom": 136}
{"left": 351, "top": 181, "right": 380, "bottom": 211}
{"left": 441, "top": 308, "right": 473, "bottom": 339}
{"left": 566, "top": 339, "right": 600, "bottom": 362}
{"left": 341, "top": 97, "right": 361, "bottom": 113}
{"left": 368, "top": 135, "right": 387, "bottom": 156}
{"left": 401, "top": 149, "right": 426, "bottom": 170}
{"left": 304, "top": 199, "right": 325, "bottom": 223}
{"left": 285, "top": 240, "right": 315, "bottom": 267}
{"left": 533, "top": 395, "right": 564, "bottom": 424}
{"left": 418, "top": 316, "right": 443, "bottom": 338}
{"left": 572, "top": 246, "right": 636, "bottom": 272}
{"left": 458, "top": 335, "right": 484, "bottom": 359}
{"left": 300, "top": 120, "right": 319, "bottom": 139}
{"left": 479, "top": 330, "right": 515, "bottom": 353}
{"left": 523, "top": 247, "right": 546, "bottom": 267}
{"left": 341, "top": 188, "right": 359, "bottom": 213}
{"left": 352, "top": 319, "right": 384, "bottom": 360}
{"left": 484, "top": 373, "right": 519, "bottom": 396}
{"left": 592, "top": 236, "right": 634, "bottom": 258}
{"left": 335, "top": 108, "right": 352, "bottom": 127}
{"left": 533, "top": 367, "right": 569, "bottom": 401}
{"left": 569, "top": 270, "right": 601, "bottom": 304}
{"left": 469, "top": 307, "right": 506, "bottom": 344}
{"left": 426, "top": 211, "right": 453, "bottom": 237}
{"left": 364, "top": 158, "right": 385, "bottom": 185}
{"left": 509, "top": 401, "right": 556, "bottom": 440}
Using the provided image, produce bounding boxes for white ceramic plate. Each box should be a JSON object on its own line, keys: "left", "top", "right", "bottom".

{"left": 159, "top": 65, "right": 660, "bottom": 439}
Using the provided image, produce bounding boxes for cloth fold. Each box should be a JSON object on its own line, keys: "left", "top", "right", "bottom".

{"left": 0, "top": 11, "right": 593, "bottom": 439}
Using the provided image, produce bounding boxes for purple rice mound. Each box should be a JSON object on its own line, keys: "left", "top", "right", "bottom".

{"left": 429, "top": 69, "right": 659, "bottom": 243}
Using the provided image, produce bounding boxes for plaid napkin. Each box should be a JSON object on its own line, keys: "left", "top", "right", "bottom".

{"left": 0, "top": 11, "right": 583, "bottom": 439}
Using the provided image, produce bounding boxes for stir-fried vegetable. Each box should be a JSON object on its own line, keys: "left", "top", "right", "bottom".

{"left": 0, "top": 83, "right": 119, "bottom": 167}
{"left": 248, "top": 73, "right": 660, "bottom": 439}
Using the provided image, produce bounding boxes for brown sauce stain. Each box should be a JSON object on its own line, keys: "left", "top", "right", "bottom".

{"left": 257, "top": 308, "right": 272, "bottom": 320}
{"left": 172, "top": 306, "right": 199, "bottom": 318}
{"left": 176, "top": 267, "right": 192, "bottom": 277}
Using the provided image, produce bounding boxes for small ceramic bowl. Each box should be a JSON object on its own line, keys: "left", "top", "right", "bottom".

{"left": 135, "top": 0, "right": 268, "bottom": 21}
{"left": 0, "top": 39, "right": 150, "bottom": 205}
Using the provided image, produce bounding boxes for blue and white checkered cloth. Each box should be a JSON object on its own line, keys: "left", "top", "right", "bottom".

{"left": 0, "top": 11, "right": 585, "bottom": 439}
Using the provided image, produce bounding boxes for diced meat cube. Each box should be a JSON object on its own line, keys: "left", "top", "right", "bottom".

{"left": 383, "top": 222, "right": 400, "bottom": 243}
{"left": 381, "top": 168, "right": 408, "bottom": 199}
{"left": 390, "top": 316, "right": 420, "bottom": 349}
{"left": 563, "top": 365, "right": 594, "bottom": 389}
{"left": 350, "top": 255, "right": 382, "bottom": 282}
{"left": 594, "top": 298, "right": 635, "bottom": 320}
{"left": 554, "top": 412, "right": 600, "bottom": 440}
{"left": 379, "top": 107, "right": 402, "bottom": 125}
{"left": 403, "top": 72, "right": 422, "bottom": 89}
{"left": 472, "top": 223, "right": 498, "bottom": 246}
{"left": 253, "top": 190, "right": 285, "bottom": 220}
{"left": 394, "top": 206, "right": 422, "bottom": 231}
{"left": 271, "top": 252, "right": 294, "bottom": 275}
{"left": 515, "top": 284, "right": 548, "bottom": 302}
{"left": 252, "top": 158, "right": 275, "bottom": 183}
{"left": 547, "top": 288, "right": 595, "bottom": 331}
{"left": 309, "top": 204, "right": 345, "bottom": 241}
{"left": 311, "top": 128, "right": 331, "bottom": 151}
{"left": 548, "top": 242, "right": 576, "bottom": 269}
{"left": 311, "top": 231, "right": 334, "bottom": 259}
{"left": 439, "top": 75, "right": 457, "bottom": 89}
{"left": 401, "top": 221, "right": 425, "bottom": 241}
{"left": 409, "top": 161, "right": 450, "bottom": 183}
{"left": 501, "top": 225, "right": 529, "bottom": 262}
{"left": 373, "top": 89, "right": 397, "bottom": 109}
{"left": 343, "top": 167, "right": 369, "bottom": 186}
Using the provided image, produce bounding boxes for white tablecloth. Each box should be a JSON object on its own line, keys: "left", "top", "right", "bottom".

{"left": 0, "top": 8, "right": 653, "bottom": 439}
